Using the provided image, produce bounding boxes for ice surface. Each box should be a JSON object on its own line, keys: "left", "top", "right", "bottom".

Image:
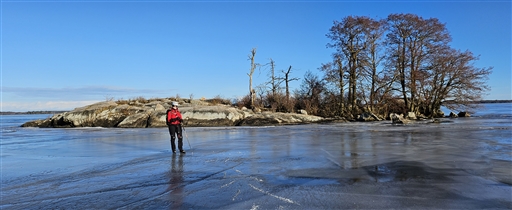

{"left": 1, "top": 114, "right": 511, "bottom": 209}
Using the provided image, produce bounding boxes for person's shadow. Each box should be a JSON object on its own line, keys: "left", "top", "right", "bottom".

{"left": 168, "top": 153, "right": 184, "bottom": 209}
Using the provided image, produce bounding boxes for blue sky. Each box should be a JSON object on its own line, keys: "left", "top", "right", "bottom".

{"left": 1, "top": 0, "right": 511, "bottom": 112}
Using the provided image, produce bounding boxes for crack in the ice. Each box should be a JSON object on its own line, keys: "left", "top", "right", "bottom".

{"left": 248, "top": 184, "right": 299, "bottom": 205}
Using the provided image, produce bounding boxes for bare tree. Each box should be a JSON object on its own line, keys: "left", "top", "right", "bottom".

{"left": 420, "top": 47, "right": 492, "bottom": 116}
{"left": 264, "top": 59, "right": 300, "bottom": 112}
{"left": 281, "top": 65, "right": 300, "bottom": 113}
{"left": 262, "top": 60, "right": 299, "bottom": 113}
{"left": 320, "top": 54, "right": 345, "bottom": 115}
{"left": 359, "top": 19, "right": 386, "bottom": 112}
{"left": 282, "top": 66, "right": 299, "bottom": 101}
{"left": 247, "top": 48, "right": 258, "bottom": 109}
{"left": 267, "top": 58, "right": 283, "bottom": 97}
{"left": 326, "top": 16, "right": 385, "bottom": 116}
{"left": 296, "top": 71, "right": 326, "bottom": 115}
{"left": 320, "top": 13, "right": 491, "bottom": 119}
{"left": 385, "top": 13, "right": 451, "bottom": 114}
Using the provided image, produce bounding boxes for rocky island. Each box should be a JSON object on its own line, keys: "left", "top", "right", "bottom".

{"left": 21, "top": 98, "right": 336, "bottom": 128}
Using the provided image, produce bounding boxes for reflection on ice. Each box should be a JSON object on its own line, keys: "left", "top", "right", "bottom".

{"left": 167, "top": 154, "right": 185, "bottom": 209}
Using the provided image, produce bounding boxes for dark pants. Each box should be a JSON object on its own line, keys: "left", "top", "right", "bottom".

{"left": 168, "top": 124, "right": 183, "bottom": 152}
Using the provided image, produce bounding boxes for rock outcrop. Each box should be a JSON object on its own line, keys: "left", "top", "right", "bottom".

{"left": 390, "top": 113, "right": 410, "bottom": 124}
{"left": 458, "top": 111, "right": 471, "bottom": 117}
{"left": 357, "top": 112, "right": 383, "bottom": 122}
{"left": 21, "top": 99, "right": 329, "bottom": 128}
{"left": 238, "top": 112, "right": 324, "bottom": 126}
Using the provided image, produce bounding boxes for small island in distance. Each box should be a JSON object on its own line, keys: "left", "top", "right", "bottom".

{"left": 1, "top": 110, "right": 68, "bottom": 115}
{"left": 477, "top": 100, "right": 512, "bottom": 103}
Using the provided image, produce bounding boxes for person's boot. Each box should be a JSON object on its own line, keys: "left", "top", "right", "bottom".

{"left": 178, "top": 138, "right": 185, "bottom": 153}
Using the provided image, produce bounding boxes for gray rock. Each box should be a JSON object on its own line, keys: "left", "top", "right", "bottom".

{"left": 179, "top": 106, "right": 246, "bottom": 127}
{"left": 118, "top": 112, "right": 149, "bottom": 128}
{"left": 390, "top": 113, "right": 409, "bottom": 124}
{"left": 148, "top": 110, "right": 167, "bottom": 127}
{"left": 154, "top": 104, "right": 166, "bottom": 111}
{"left": 357, "top": 112, "right": 383, "bottom": 121}
{"left": 252, "top": 107, "right": 262, "bottom": 113}
{"left": 458, "top": 111, "right": 471, "bottom": 117}
{"left": 405, "top": 112, "right": 417, "bottom": 120}
{"left": 23, "top": 101, "right": 130, "bottom": 128}
{"left": 21, "top": 100, "right": 326, "bottom": 128}
{"left": 431, "top": 109, "right": 445, "bottom": 118}
{"left": 20, "top": 118, "right": 51, "bottom": 127}
{"left": 238, "top": 112, "right": 324, "bottom": 126}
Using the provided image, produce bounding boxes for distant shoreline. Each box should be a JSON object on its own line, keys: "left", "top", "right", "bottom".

{"left": 2, "top": 100, "right": 511, "bottom": 115}
{"left": 442, "top": 100, "right": 512, "bottom": 104}
{"left": 0, "top": 111, "right": 68, "bottom": 115}
{"left": 477, "top": 100, "right": 512, "bottom": 103}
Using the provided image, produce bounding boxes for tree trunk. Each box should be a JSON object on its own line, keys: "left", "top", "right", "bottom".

{"left": 336, "top": 58, "right": 345, "bottom": 114}
{"left": 248, "top": 48, "right": 257, "bottom": 108}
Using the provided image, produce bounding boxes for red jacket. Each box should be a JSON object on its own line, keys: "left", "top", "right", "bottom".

{"left": 166, "top": 108, "right": 183, "bottom": 125}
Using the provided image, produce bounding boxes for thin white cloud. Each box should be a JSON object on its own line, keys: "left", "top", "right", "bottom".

{"left": 1, "top": 86, "right": 177, "bottom": 112}
{"left": 1, "top": 100, "right": 102, "bottom": 112}
{"left": 2, "top": 86, "right": 173, "bottom": 101}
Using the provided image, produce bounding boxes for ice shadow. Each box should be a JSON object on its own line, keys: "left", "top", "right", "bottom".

{"left": 284, "top": 160, "right": 459, "bottom": 184}
{"left": 362, "top": 160, "right": 456, "bottom": 183}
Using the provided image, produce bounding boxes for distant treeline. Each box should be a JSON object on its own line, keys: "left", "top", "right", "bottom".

{"left": 476, "top": 100, "right": 512, "bottom": 104}
{"left": 0, "top": 111, "right": 68, "bottom": 115}
{"left": 442, "top": 100, "right": 512, "bottom": 104}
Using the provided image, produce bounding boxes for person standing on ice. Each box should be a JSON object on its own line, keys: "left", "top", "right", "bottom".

{"left": 166, "top": 101, "right": 185, "bottom": 154}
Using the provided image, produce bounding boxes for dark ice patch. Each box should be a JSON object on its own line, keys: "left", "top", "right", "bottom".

{"left": 364, "top": 161, "right": 456, "bottom": 182}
